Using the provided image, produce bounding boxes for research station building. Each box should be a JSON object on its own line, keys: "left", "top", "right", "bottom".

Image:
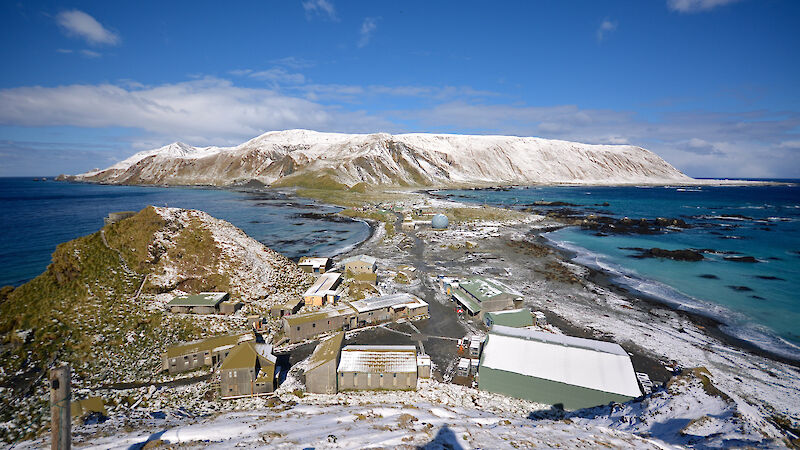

{"left": 219, "top": 342, "right": 277, "bottom": 399}
{"left": 337, "top": 345, "right": 419, "bottom": 391}
{"left": 304, "top": 332, "right": 345, "bottom": 394}
{"left": 478, "top": 326, "right": 642, "bottom": 410}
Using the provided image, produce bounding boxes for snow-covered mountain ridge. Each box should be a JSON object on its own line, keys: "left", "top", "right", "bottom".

{"left": 73, "top": 129, "right": 694, "bottom": 187}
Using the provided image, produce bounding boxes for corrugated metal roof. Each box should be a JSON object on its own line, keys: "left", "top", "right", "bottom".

{"left": 337, "top": 345, "right": 417, "bottom": 373}
{"left": 167, "top": 292, "right": 228, "bottom": 307}
{"left": 348, "top": 293, "right": 428, "bottom": 313}
{"left": 460, "top": 277, "right": 520, "bottom": 302}
{"left": 480, "top": 326, "right": 641, "bottom": 398}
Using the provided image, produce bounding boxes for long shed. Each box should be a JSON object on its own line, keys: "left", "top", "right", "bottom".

{"left": 478, "top": 326, "right": 641, "bottom": 410}
{"left": 337, "top": 345, "right": 418, "bottom": 391}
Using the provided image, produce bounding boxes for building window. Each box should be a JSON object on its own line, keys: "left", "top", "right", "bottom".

{"left": 297, "top": 326, "right": 300, "bottom": 331}
{"left": 312, "top": 323, "right": 316, "bottom": 328}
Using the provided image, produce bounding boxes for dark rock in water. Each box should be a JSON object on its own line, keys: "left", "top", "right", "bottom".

{"left": 594, "top": 232, "right": 608, "bottom": 237}
{"left": 698, "top": 274, "right": 719, "bottom": 279}
{"left": 760, "top": 227, "right": 772, "bottom": 231}
{"left": 728, "top": 285, "right": 753, "bottom": 292}
{"left": 534, "top": 200, "right": 581, "bottom": 207}
{"left": 754, "top": 275, "right": 785, "bottom": 281}
{"left": 750, "top": 295, "right": 766, "bottom": 300}
{"left": 622, "top": 247, "right": 704, "bottom": 262}
{"left": 595, "top": 202, "right": 611, "bottom": 207}
{"left": 724, "top": 256, "right": 759, "bottom": 263}
{"left": 767, "top": 256, "right": 782, "bottom": 261}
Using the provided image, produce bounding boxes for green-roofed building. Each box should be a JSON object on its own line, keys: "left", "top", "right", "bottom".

{"left": 452, "top": 290, "right": 481, "bottom": 317}
{"left": 219, "top": 342, "right": 277, "bottom": 399}
{"left": 453, "top": 277, "right": 523, "bottom": 319}
{"left": 161, "top": 333, "right": 253, "bottom": 374}
{"left": 484, "top": 308, "right": 534, "bottom": 329}
{"left": 166, "top": 292, "right": 230, "bottom": 314}
{"left": 305, "top": 332, "right": 345, "bottom": 394}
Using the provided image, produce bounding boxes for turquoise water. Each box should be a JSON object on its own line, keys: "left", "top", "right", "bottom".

{"left": 439, "top": 183, "right": 800, "bottom": 360}
{"left": 0, "top": 178, "right": 370, "bottom": 288}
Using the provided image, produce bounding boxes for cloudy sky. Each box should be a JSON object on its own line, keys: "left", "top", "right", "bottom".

{"left": 0, "top": 0, "right": 798, "bottom": 178}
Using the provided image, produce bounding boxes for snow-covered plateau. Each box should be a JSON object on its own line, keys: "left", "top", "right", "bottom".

{"left": 70, "top": 129, "right": 698, "bottom": 187}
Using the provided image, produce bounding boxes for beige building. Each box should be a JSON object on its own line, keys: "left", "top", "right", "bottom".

{"left": 219, "top": 342, "right": 276, "bottom": 399}
{"left": 348, "top": 293, "right": 429, "bottom": 328}
{"left": 298, "top": 257, "right": 332, "bottom": 275}
{"left": 161, "top": 333, "right": 252, "bottom": 374}
{"left": 303, "top": 272, "right": 342, "bottom": 307}
{"left": 283, "top": 304, "right": 356, "bottom": 343}
{"left": 304, "top": 332, "right": 345, "bottom": 394}
{"left": 341, "top": 255, "right": 377, "bottom": 274}
{"left": 337, "top": 345, "right": 418, "bottom": 391}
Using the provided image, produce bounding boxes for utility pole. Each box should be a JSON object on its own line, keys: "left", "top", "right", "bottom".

{"left": 50, "top": 363, "right": 71, "bottom": 450}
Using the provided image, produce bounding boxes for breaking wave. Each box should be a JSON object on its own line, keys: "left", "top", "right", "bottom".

{"left": 543, "top": 234, "right": 800, "bottom": 362}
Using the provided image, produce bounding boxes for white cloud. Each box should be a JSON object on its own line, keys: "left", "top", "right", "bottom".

{"left": 249, "top": 68, "right": 305, "bottom": 84}
{"left": 667, "top": 0, "right": 742, "bottom": 13}
{"left": 80, "top": 49, "right": 102, "bottom": 58}
{"left": 597, "top": 19, "right": 617, "bottom": 42}
{"left": 270, "top": 56, "right": 315, "bottom": 69}
{"left": 56, "top": 48, "right": 73, "bottom": 54}
{"left": 358, "top": 17, "right": 378, "bottom": 48}
{"left": 302, "top": 0, "right": 337, "bottom": 21}
{"left": 0, "top": 78, "right": 392, "bottom": 146}
{"left": 0, "top": 76, "right": 796, "bottom": 178}
{"left": 56, "top": 10, "right": 120, "bottom": 46}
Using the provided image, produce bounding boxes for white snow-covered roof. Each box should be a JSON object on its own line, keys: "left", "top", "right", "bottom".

{"left": 298, "top": 257, "right": 330, "bottom": 268}
{"left": 254, "top": 343, "right": 277, "bottom": 364}
{"left": 348, "top": 293, "right": 427, "bottom": 313}
{"left": 481, "top": 326, "right": 641, "bottom": 398}
{"left": 337, "top": 345, "right": 417, "bottom": 373}
{"left": 303, "top": 272, "right": 342, "bottom": 297}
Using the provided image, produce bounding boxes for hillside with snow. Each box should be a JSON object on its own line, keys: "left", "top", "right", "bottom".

{"left": 70, "top": 130, "right": 694, "bottom": 187}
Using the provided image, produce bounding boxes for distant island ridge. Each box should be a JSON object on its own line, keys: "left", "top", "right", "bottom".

{"left": 61, "top": 129, "right": 719, "bottom": 188}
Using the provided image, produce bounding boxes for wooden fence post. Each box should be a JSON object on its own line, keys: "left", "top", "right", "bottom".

{"left": 50, "top": 363, "right": 71, "bottom": 450}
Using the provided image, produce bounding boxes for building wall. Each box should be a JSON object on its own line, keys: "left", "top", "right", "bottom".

{"left": 304, "top": 295, "right": 325, "bottom": 307}
{"left": 305, "top": 359, "right": 338, "bottom": 394}
{"left": 220, "top": 366, "right": 274, "bottom": 398}
{"left": 285, "top": 313, "right": 353, "bottom": 343}
{"left": 337, "top": 371, "right": 417, "bottom": 391}
{"left": 163, "top": 346, "right": 233, "bottom": 374}
{"left": 345, "top": 261, "right": 374, "bottom": 274}
{"left": 478, "top": 366, "right": 635, "bottom": 410}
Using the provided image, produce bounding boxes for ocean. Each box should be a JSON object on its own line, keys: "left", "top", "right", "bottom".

{"left": 439, "top": 182, "right": 800, "bottom": 361}
{"left": 0, "top": 178, "right": 370, "bottom": 288}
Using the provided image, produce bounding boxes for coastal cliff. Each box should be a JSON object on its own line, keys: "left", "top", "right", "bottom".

{"left": 68, "top": 130, "right": 693, "bottom": 187}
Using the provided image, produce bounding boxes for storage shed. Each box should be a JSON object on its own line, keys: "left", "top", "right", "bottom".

{"left": 304, "top": 332, "right": 345, "bottom": 394}
{"left": 337, "top": 345, "right": 418, "bottom": 391}
{"left": 166, "top": 292, "right": 230, "bottom": 314}
{"left": 478, "top": 326, "right": 642, "bottom": 410}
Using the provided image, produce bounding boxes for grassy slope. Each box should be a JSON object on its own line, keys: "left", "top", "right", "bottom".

{"left": 0, "top": 207, "right": 216, "bottom": 443}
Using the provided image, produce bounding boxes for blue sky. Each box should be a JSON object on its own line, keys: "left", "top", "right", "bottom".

{"left": 0, "top": 0, "right": 798, "bottom": 178}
